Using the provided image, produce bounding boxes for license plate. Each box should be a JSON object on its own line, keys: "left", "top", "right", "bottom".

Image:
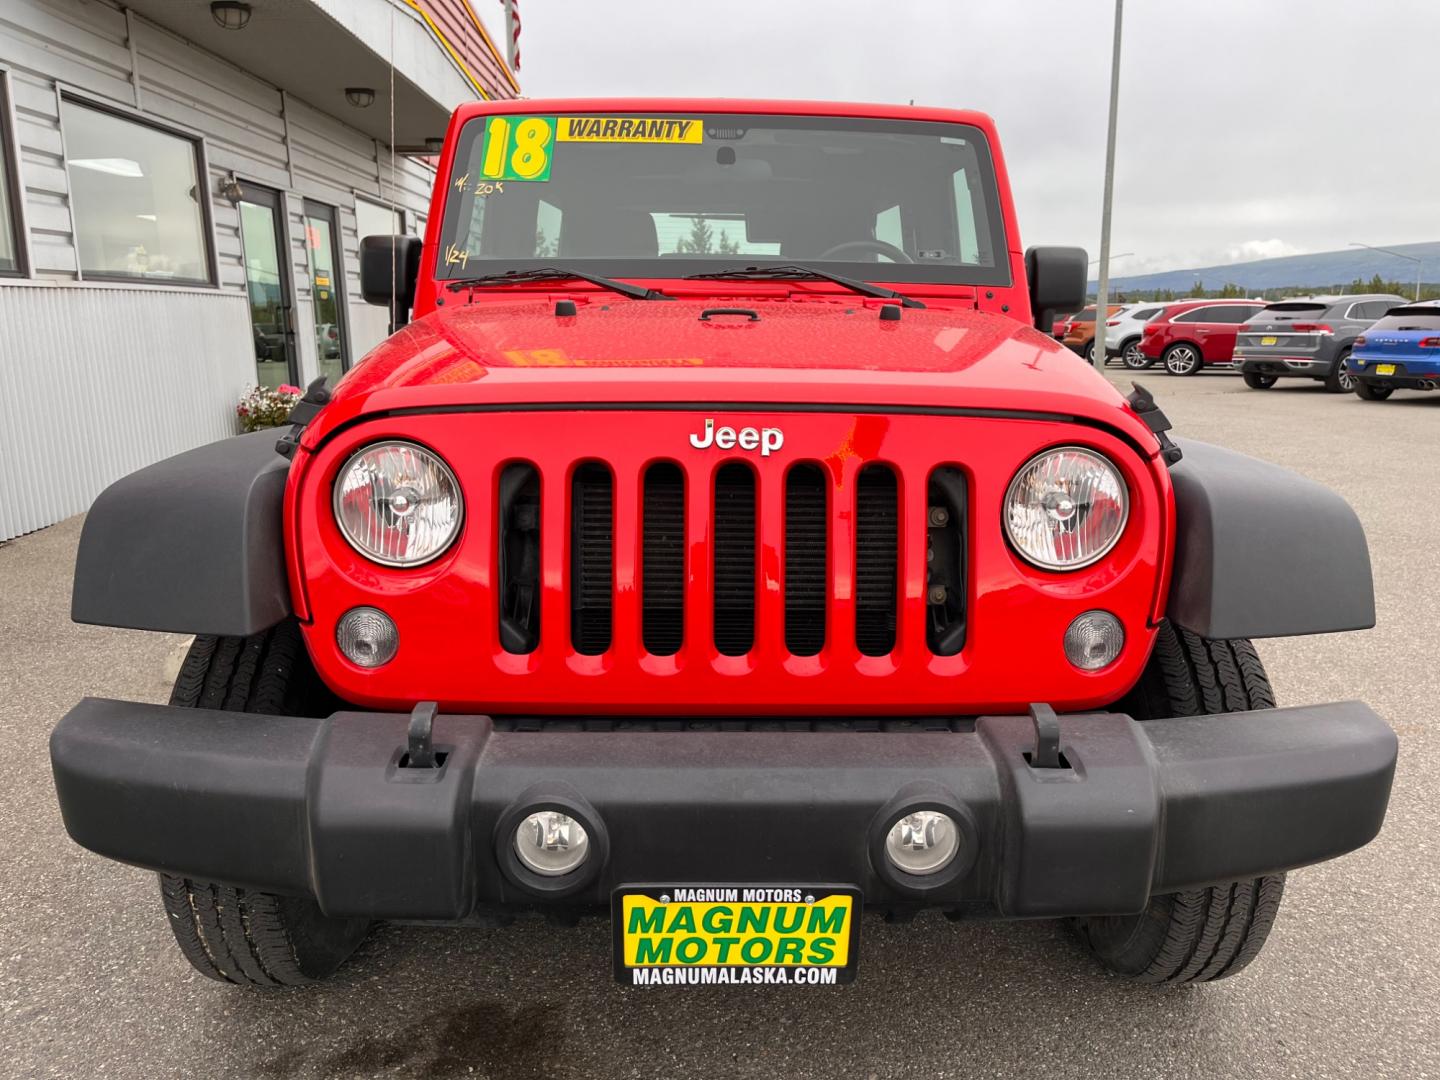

{"left": 613, "top": 885, "right": 861, "bottom": 986}
{"left": 1376, "top": 363, "right": 1396, "bottom": 375}
{"left": 1261, "top": 335, "right": 1278, "bottom": 346}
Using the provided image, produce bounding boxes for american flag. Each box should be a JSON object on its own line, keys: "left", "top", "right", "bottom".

{"left": 502, "top": 0, "right": 520, "bottom": 72}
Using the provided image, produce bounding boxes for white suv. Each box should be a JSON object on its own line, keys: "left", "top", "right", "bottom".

{"left": 1105, "top": 303, "right": 1168, "bottom": 369}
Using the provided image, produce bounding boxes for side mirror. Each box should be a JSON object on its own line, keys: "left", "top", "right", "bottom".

{"left": 1025, "top": 246, "right": 1088, "bottom": 333}
{"left": 360, "top": 234, "right": 423, "bottom": 329}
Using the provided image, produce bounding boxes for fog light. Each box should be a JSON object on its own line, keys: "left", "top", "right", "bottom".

{"left": 335, "top": 606, "right": 398, "bottom": 668}
{"left": 515, "top": 811, "right": 590, "bottom": 876}
{"left": 1064, "top": 610, "right": 1124, "bottom": 671}
{"left": 884, "top": 810, "right": 960, "bottom": 875}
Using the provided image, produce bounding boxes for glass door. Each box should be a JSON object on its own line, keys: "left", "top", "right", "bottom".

{"left": 236, "top": 183, "right": 297, "bottom": 388}
{"left": 303, "top": 200, "right": 349, "bottom": 384}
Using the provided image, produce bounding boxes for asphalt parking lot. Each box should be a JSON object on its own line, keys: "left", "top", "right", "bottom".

{"left": 1, "top": 370, "right": 1436, "bottom": 1080}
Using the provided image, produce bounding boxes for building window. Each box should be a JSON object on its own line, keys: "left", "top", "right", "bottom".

{"left": 61, "top": 98, "right": 211, "bottom": 284}
{"left": 0, "top": 75, "right": 21, "bottom": 275}
{"left": 355, "top": 195, "right": 402, "bottom": 244}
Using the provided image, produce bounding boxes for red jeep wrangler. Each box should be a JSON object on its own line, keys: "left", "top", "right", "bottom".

{"left": 52, "top": 100, "right": 1395, "bottom": 990}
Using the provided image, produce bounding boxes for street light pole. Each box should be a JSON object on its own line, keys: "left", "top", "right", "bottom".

{"left": 1349, "top": 241, "right": 1423, "bottom": 302}
{"left": 1092, "top": 0, "right": 1125, "bottom": 372}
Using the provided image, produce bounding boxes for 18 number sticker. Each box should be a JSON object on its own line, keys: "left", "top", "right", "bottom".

{"left": 480, "top": 116, "right": 555, "bottom": 182}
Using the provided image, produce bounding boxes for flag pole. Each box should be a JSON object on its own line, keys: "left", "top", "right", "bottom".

{"left": 1092, "top": 0, "right": 1124, "bottom": 372}
{"left": 504, "top": 0, "right": 518, "bottom": 72}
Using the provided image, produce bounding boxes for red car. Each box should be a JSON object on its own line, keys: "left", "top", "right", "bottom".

{"left": 1138, "top": 298, "right": 1268, "bottom": 375}
{"left": 51, "top": 99, "right": 1393, "bottom": 994}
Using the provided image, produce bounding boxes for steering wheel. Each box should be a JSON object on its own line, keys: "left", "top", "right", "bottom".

{"left": 816, "top": 239, "right": 914, "bottom": 263}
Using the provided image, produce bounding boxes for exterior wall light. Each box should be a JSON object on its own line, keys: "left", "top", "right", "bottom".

{"left": 209, "top": 1, "right": 252, "bottom": 30}
{"left": 345, "top": 88, "right": 377, "bottom": 109}
{"left": 217, "top": 173, "right": 244, "bottom": 204}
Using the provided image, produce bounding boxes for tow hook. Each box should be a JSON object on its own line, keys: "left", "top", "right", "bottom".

{"left": 401, "top": 700, "right": 445, "bottom": 770}
{"left": 1026, "top": 702, "right": 1069, "bottom": 770}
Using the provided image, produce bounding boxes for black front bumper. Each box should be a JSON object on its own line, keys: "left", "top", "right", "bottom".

{"left": 50, "top": 699, "right": 1396, "bottom": 921}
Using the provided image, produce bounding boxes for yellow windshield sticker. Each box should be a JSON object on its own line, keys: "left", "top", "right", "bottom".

{"left": 557, "top": 117, "right": 703, "bottom": 144}
{"left": 479, "top": 116, "right": 555, "bottom": 182}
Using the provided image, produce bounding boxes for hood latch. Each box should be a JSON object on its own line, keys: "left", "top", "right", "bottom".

{"left": 1126, "top": 382, "right": 1183, "bottom": 467}
{"left": 275, "top": 376, "right": 331, "bottom": 460}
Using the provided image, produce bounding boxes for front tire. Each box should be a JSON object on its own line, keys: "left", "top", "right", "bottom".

{"left": 1074, "top": 623, "right": 1287, "bottom": 984}
{"left": 1163, "top": 343, "right": 1203, "bottom": 376}
{"left": 1242, "top": 371, "right": 1277, "bottom": 389}
{"left": 1354, "top": 379, "right": 1394, "bottom": 401}
{"left": 159, "top": 623, "right": 370, "bottom": 988}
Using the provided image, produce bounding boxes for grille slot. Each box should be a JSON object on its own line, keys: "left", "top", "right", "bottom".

{"left": 498, "top": 463, "right": 541, "bottom": 654}
{"left": 784, "top": 465, "right": 827, "bottom": 655}
{"left": 855, "top": 465, "right": 898, "bottom": 656}
{"left": 926, "top": 467, "right": 967, "bottom": 656}
{"left": 642, "top": 463, "right": 685, "bottom": 656}
{"left": 571, "top": 464, "right": 613, "bottom": 655}
{"left": 712, "top": 464, "right": 757, "bottom": 656}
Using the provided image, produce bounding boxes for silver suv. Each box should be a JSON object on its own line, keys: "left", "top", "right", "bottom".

{"left": 1235, "top": 294, "right": 1404, "bottom": 392}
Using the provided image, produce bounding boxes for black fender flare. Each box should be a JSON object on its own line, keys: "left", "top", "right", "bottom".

{"left": 1166, "top": 438, "right": 1375, "bottom": 639}
{"left": 72, "top": 432, "right": 291, "bottom": 637}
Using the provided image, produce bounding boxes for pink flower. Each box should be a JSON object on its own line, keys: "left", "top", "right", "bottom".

{"left": 279, "top": 384, "right": 302, "bottom": 395}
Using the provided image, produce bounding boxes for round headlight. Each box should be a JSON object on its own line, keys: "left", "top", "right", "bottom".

{"left": 1004, "top": 447, "right": 1128, "bottom": 570}
{"left": 334, "top": 441, "right": 462, "bottom": 567}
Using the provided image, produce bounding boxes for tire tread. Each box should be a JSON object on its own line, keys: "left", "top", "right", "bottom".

{"left": 158, "top": 622, "right": 368, "bottom": 989}
{"left": 1076, "top": 621, "right": 1286, "bottom": 985}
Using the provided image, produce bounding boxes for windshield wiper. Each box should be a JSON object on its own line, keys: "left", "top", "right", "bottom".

{"left": 684, "top": 264, "right": 926, "bottom": 309}
{"left": 445, "top": 267, "right": 670, "bottom": 301}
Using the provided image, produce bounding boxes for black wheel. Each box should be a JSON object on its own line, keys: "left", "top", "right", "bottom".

{"left": 1242, "top": 371, "right": 1277, "bottom": 390}
{"left": 1074, "top": 622, "right": 1287, "bottom": 985}
{"left": 1163, "top": 343, "right": 1203, "bottom": 376}
{"left": 1324, "top": 349, "right": 1354, "bottom": 393}
{"left": 1121, "top": 340, "right": 1150, "bottom": 369}
{"left": 1084, "top": 341, "right": 1097, "bottom": 363}
{"left": 1354, "top": 379, "right": 1394, "bottom": 401}
{"left": 159, "top": 623, "right": 370, "bottom": 988}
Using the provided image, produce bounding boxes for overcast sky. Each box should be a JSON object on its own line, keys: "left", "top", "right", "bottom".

{"left": 516, "top": 0, "right": 1437, "bottom": 276}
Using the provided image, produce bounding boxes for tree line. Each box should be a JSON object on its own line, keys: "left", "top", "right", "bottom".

{"left": 1101, "top": 274, "right": 1440, "bottom": 304}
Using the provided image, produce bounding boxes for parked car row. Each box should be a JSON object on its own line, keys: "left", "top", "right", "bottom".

{"left": 1057, "top": 293, "right": 1436, "bottom": 404}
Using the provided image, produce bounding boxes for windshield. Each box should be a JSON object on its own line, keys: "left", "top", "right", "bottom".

{"left": 437, "top": 112, "right": 1008, "bottom": 286}
{"left": 1369, "top": 308, "right": 1440, "bottom": 332}
{"left": 1260, "top": 302, "right": 1328, "bottom": 321}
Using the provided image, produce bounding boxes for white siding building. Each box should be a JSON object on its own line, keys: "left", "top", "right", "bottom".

{"left": 0, "top": 0, "right": 517, "bottom": 540}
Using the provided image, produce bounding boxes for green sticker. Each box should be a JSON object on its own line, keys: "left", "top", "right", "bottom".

{"left": 478, "top": 115, "right": 555, "bottom": 182}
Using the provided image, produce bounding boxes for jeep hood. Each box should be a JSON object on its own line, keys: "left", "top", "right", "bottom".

{"left": 304, "top": 298, "right": 1161, "bottom": 454}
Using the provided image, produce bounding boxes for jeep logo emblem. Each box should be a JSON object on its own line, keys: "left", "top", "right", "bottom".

{"left": 689, "top": 418, "right": 784, "bottom": 456}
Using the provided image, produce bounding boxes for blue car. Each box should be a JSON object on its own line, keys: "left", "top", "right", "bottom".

{"left": 1348, "top": 301, "right": 1440, "bottom": 400}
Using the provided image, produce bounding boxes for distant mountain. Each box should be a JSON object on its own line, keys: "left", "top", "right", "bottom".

{"left": 1090, "top": 241, "right": 1440, "bottom": 295}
